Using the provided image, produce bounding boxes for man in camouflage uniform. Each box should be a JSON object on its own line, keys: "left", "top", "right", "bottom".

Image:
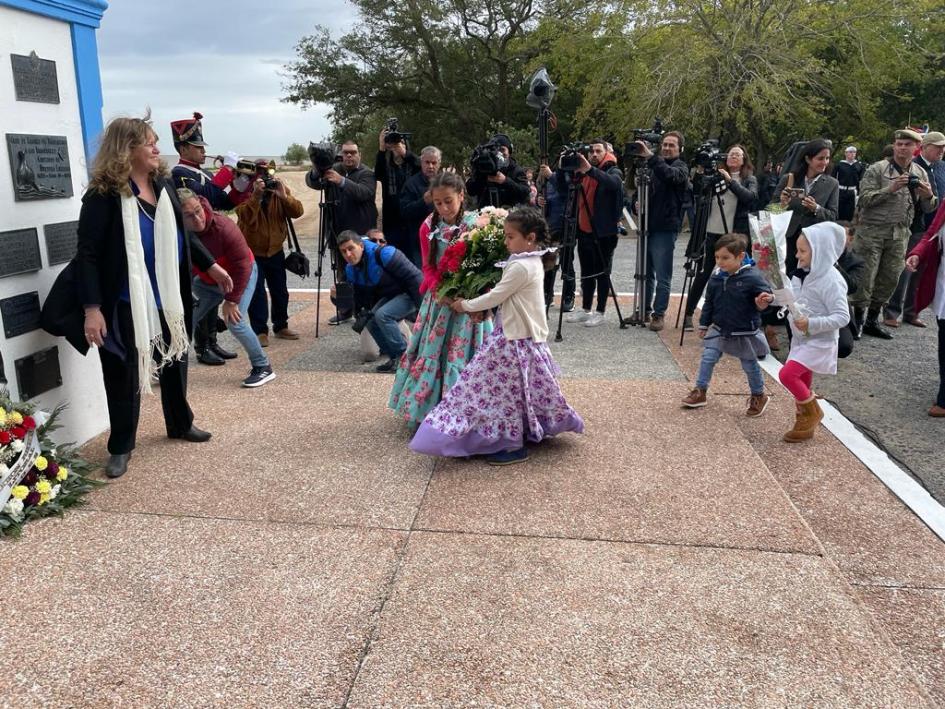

{"left": 850, "top": 129, "right": 937, "bottom": 339}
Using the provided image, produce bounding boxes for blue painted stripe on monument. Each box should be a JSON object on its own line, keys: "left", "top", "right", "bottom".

{"left": 0, "top": 0, "right": 107, "bottom": 28}
{"left": 71, "top": 23, "right": 105, "bottom": 166}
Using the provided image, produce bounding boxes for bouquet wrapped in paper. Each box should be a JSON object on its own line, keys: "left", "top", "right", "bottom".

{"left": 748, "top": 210, "right": 798, "bottom": 314}
{"left": 436, "top": 207, "right": 510, "bottom": 299}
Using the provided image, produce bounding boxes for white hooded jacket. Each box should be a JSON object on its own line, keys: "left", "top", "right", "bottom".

{"left": 787, "top": 222, "right": 851, "bottom": 374}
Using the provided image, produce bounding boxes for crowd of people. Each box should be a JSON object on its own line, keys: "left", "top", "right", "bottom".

{"left": 42, "top": 109, "right": 945, "bottom": 476}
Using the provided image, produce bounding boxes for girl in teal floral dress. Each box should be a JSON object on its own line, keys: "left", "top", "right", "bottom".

{"left": 389, "top": 172, "right": 493, "bottom": 427}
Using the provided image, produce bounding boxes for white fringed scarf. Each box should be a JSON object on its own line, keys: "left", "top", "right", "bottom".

{"left": 120, "top": 188, "right": 189, "bottom": 395}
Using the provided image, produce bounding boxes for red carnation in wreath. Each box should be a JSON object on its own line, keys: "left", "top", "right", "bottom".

{"left": 439, "top": 240, "right": 467, "bottom": 274}
{"left": 11, "top": 425, "right": 26, "bottom": 440}
{"left": 0, "top": 431, "right": 10, "bottom": 445}
{"left": 22, "top": 416, "right": 36, "bottom": 431}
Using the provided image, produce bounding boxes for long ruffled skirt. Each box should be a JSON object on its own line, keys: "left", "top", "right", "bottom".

{"left": 409, "top": 320, "right": 584, "bottom": 457}
{"left": 388, "top": 291, "right": 492, "bottom": 428}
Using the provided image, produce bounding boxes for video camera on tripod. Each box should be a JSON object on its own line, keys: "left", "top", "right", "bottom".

{"left": 624, "top": 118, "right": 665, "bottom": 161}
{"left": 308, "top": 141, "right": 337, "bottom": 178}
{"left": 559, "top": 142, "right": 591, "bottom": 172}
{"left": 693, "top": 140, "right": 728, "bottom": 174}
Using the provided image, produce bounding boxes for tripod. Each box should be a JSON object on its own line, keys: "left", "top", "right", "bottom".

{"left": 623, "top": 163, "right": 651, "bottom": 326}
{"left": 675, "top": 175, "right": 729, "bottom": 345}
{"left": 314, "top": 181, "right": 341, "bottom": 339}
{"left": 554, "top": 173, "right": 626, "bottom": 342}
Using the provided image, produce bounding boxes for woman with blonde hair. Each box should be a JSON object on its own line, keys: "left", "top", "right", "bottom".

{"left": 76, "top": 111, "right": 231, "bottom": 478}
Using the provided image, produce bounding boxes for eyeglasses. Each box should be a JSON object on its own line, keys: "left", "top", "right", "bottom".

{"left": 341, "top": 150, "right": 359, "bottom": 155}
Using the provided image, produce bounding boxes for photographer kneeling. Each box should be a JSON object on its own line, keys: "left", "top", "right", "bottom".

{"left": 337, "top": 231, "right": 422, "bottom": 373}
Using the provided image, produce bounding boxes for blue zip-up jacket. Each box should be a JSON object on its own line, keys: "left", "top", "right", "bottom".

{"left": 345, "top": 239, "right": 422, "bottom": 311}
{"left": 699, "top": 264, "right": 772, "bottom": 336}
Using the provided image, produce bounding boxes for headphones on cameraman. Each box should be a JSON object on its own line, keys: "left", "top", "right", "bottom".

{"left": 492, "top": 133, "right": 514, "bottom": 153}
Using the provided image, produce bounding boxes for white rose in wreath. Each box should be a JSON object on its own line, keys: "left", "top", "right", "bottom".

{"left": 11, "top": 440, "right": 24, "bottom": 453}
{"left": 49, "top": 484, "right": 61, "bottom": 501}
{"left": 3, "top": 498, "right": 24, "bottom": 521}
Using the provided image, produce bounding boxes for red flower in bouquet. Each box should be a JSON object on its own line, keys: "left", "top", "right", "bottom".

{"left": 439, "top": 240, "right": 467, "bottom": 274}
{"left": 0, "top": 431, "right": 10, "bottom": 445}
{"left": 22, "top": 416, "right": 36, "bottom": 431}
{"left": 11, "top": 425, "right": 26, "bottom": 440}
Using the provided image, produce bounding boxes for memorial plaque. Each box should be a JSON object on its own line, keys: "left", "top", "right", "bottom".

{"left": 0, "top": 228, "right": 42, "bottom": 278}
{"left": 11, "top": 51, "right": 60, "bottom": 104}
{"left": 1, "top": 291, "right": 41, "bottom": 338}
{"left": 15, "top": 346, "right": 61, "bottom": 400}
{"left": 6, "top": 133, "right": 73, "bottom": 201}
{"left": 44, "top": 220, "right": 78, "bottom": 265}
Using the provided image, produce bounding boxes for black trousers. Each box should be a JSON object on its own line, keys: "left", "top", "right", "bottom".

{"left": 938, "top": 319, "right": 945, "bottom": 408}
{"left": 684, "top": 231, "right": 721, "bottom": 317}
{"left": 577, "top": 231, "right": 618, "bottom": 313}
{"left": 248, "top": 251, "right": 289, "bottom": 334}
{"left": 543, "top": 236, "right": 576, "bottom": 308}
{"left": 98, "top": 302, "right": 194, "bottom": 454}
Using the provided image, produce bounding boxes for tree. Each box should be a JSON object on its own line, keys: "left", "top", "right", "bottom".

{"left": 282, "top": 1, "right": 596, "bottom": 167}
{"left": 284, "top": 142, "right": 307, "bottom": 166}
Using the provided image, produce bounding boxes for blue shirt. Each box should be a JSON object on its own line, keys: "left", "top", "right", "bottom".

{"left": 120, "top": 184, "right": 185, "bottom": 308}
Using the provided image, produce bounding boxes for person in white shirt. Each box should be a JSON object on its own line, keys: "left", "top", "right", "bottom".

{"left": 409, "top": 206, "right": 584, "bottom": 465}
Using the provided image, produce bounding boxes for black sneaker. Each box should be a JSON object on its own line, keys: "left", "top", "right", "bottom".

{"left": 485, "top": 447, "right": 529, "bottom": 466}
{"left": 328, "top": 310, "right": 353, "bottom": 325}
{"left": 682, "top": 315, "right": 694, "bottom": 332}
{"left": 375, "top": 358, "right": 398, "bottom": 373}
{"left": 242, "top": 366, "right": 276, "bottom": 388}
{"left": 561, "top": 298, "right": 575, "bottom": 313}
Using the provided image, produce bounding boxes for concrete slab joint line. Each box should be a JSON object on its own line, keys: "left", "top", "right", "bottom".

{"left": 756, "top": 356, "right": 945, "bottom": 544}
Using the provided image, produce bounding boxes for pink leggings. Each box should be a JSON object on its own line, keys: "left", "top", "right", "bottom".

{"left": 779, "top": 360, "right": 813, "bottom": 402}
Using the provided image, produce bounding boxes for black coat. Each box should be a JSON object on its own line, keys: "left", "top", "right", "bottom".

{"left": 306, "top": 163, "right": 378, "bottom": 235}
{"left": 643, "top": 154, "right": 690, "bottom": 232}
{"left": 466, "top": 159, "right": 531, "bottom": 208}
{"left": 399, "top": 171, "right": 434, "bottom": 242}
{"left": 699, "top": 265, "right": 772, "bottom": 336}
{"left": 374, "top": 151, "right": 419, "bottom": 230}
{"left": 836, "top": 247, "right": 865, "bottom": 296}
{"left": 774, "top": 173, "right": 840, "bottom": 242}
{"left": 42, "top": 178, "right": 215, "bottom": 356}
{"left": 553, "top": 160, "right": 625, "bottom": 238}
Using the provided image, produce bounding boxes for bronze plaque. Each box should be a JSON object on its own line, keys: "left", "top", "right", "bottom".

{"left": 0, "top": 228, "right": 42, "bottom": 278}
{"left": 0, "top": 291, "right": 41, "bottom": 338}
{"left": 44, "top": 220, "right": 78, "bottom": 266}
{"left": 10, "top": 52, "right": 60, "bottom": 104}
{"left": 15, "top": 346, "right": 62, "bottom": 400}
{"left": 6, "top": 133, "right": 73, "bottom": 201}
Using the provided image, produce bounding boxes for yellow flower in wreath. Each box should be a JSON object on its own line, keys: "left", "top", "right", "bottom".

{"left": 11, "top": 485, "right": 28, "bottom": 500}
{"left": 0, "top": 407, "right": 6, "bottom": 426}
{"left": 34, "top": 455, "right": 48, "bottom": 471}
{"left": 8, "top": 411, "right": 23, "bottom": 425}
{"left": 56, "top": 466, "right": 69, "bottom": 482}
{"left": 35, "top": 480, "right": 52, "bottom": 495}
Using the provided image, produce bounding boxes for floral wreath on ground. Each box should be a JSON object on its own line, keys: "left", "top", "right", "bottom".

{"left": 0, "top": 391, "right": 100, "bottom": 538}
{"left": 436, "top": 206, "right": 511, "bottom": 300}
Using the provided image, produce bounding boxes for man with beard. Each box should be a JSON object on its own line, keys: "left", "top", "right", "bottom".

{"left": 398, "top": 145, "right": 442, "bottom": 266}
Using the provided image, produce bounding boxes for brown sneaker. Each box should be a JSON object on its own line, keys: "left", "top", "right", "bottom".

{"left": 648, "top": 314, "right": 665, "bottom": 332}
{"left": 682, "top": 387, "right": 707, "bottom": 408}
{"left": 275, "top": 327, "right": 299, "bottom": 340}
{"left": 746, "top": 393, "right": 769, "bottom": 417}
{"left": 257, "top": 333, "right": 269, "bottom": 348}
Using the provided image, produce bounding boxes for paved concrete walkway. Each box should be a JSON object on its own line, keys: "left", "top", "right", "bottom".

{"left": 1, "top": 294, "right": 942, "bottom": 707}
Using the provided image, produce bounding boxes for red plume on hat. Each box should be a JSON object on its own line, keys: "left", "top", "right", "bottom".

{"left": 171, "top": 111, "right": 208, "bottom": 146}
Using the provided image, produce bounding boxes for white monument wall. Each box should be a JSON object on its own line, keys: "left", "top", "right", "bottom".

{"left": 0, "top": 5, "right": 108, "bottom": 445}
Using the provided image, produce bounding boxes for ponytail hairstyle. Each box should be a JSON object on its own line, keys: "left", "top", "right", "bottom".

{"left": 427, "top": 171, "right": 467, "bottom": 267}
{"left": 505, "top": 205, "right": 558, "bottom": 271}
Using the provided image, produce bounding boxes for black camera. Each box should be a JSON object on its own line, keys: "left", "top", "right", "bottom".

{"left": 560, "top": 142, "right": 590, "bottom": 171}
{"left": 470, "top": 140, "right": 508, "bottom": 176}
{"left": 908, "top": 174, "right": 920, "bottom": 190}
{"left": 351, "top": 308, "right": 374, "bottom": 334}
{"left": 308, "top": 141, "right": 336, "bottom": 174}
{"left": 624, "top": 118, "right": 665, "bottom": 160}
{"left": 384, "top": 117, "right": 412, "bottom": 145}
{"left": 693, "top": 140, "right": 727, "bottom": 171}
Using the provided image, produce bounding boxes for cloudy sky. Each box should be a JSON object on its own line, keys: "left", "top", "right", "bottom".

{"left": 97, "top": 0, "right": 359, "bottom": 158}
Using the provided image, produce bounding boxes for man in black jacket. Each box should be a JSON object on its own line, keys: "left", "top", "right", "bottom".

{"left": 306, "top": 140, "right": 378, "bottom": 323}
{"left": 465, "top": 134, "right": 531, "bottom": 209}
{"left": 375, "top": 125, "right": 419, "bottom": 264}
{"left": 398, "top": 146, "right": 442, "bottom": 267}
{"left": 633, "top": 131, "right": 690, "bottom": 331}
{"left": 338, "top": 231, "right": 422, "bottom": 372}
{"left": 555, "top": 141, "right": 625, "bottom": 327}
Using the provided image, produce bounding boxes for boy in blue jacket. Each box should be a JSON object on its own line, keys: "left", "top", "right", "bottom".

{"left": 682, "top": 233, "right": 773, "bottom": 416}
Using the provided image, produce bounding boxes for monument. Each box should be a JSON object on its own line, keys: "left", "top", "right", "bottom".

{"left": 0, "top": 0, "right": 109, "bottom": 445}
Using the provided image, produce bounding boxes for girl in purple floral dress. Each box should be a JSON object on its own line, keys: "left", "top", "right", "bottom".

{"left": 389, "top": 172, "right": 493, "bottom": 428}
{"left": 410, "top": 206, "right": 584, "bottom": 465}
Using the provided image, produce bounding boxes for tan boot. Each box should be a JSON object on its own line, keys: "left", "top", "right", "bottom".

{"left": 783, "top": 396, "right": 824, "bottom": 442}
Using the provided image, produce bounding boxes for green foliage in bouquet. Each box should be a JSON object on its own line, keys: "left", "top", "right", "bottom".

{"left": 436, "top": 207, "right": 510, "bottom": 300}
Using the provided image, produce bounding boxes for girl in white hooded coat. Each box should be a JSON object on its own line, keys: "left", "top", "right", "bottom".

{"left": 760, "top": 222, "right": 850, "bottom": 441}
